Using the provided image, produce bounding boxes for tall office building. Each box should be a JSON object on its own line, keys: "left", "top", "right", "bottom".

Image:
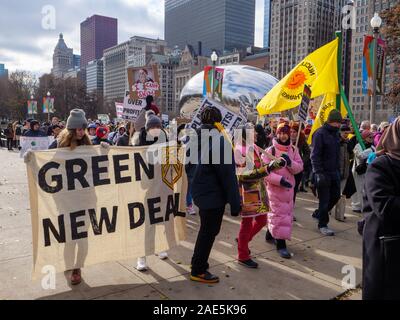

{"left": 51, "top": 33, "right": 74, "bottom": 78}
{"left": 0, "top": 63, "right": 8, "bottom": 78}
{"left": 349, "top": 0, "right": 397, "bottom": 123}
{"left": 264, "top": 0, "right": 272, "bottom": 48}
{"left": 86, "top": 59, "right": 104, "bottom": 94}
{"left": 80, "top": 15, "right": 118, "bottom": 74}
{"left": 269, "top": 0, "right": 338, "bottom": 80}
{"left": 165, "top": 0, "right": 255, "bottom": 53}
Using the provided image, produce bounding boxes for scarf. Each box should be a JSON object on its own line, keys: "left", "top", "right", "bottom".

{"left": 377, "top": 117, "right": 400, "bottom": 160}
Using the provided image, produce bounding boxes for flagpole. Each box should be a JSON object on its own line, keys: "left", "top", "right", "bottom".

{"left": 335, "top": 31, "right": 343, "bottom": 112}
{"left": 340, "top": 85, "right": 366, "bottom": 150}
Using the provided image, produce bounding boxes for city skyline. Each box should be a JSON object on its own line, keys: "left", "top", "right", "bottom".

{"left": 0, "top": 0, "right": 265, "bottom": 75}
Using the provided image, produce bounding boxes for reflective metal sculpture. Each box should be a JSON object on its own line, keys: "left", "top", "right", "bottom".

{"left": 179, "top": 65, "right": 278, "bottom": 120}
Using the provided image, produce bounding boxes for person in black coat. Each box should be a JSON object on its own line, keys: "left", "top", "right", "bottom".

{"left": 189, "top": 106, "right": 241, "bottom": 284}
{"left": 310, "top": 110, "right": 342, "bottom": 236}
{"left": 363, "top": 117, "right": 400, "bottom": 300}
{"left": 23, "top": 120, "right": 47, "bottom": 137}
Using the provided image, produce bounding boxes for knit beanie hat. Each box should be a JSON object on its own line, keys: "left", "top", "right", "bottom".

{"left": 276, "top": 123, "right": 290, "bottom": 135}
{"left": 327, "top": 109, "right": 343, "bottom": 124}
{"left": 96, "top": 126, "right": 109, "bottom": 139}
{"left": 66, "top": 109, "right": 88, "bottom": 130}
{"left": 145, "top": 113, "right": 162, "bottom": 131}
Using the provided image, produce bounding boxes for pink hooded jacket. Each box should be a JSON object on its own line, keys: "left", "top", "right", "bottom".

{"left": 262, "top": 139, "right": 303, "bottom": 240}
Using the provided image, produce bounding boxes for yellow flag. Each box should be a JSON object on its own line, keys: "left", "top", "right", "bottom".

{"left": 257, "top": 38, "right": 339, "bottom": 115}
{"left": 307, "top": 92, "right": 348, "bottom": 145}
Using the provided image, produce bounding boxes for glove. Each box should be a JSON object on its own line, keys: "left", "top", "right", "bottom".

{"left": 280, "top": 177, "right": 293, "bottom": 189}
{"left": 100, "top": 141, "right": 110, "bottom": 149}
{"left": 281, "top": 154, "right": 292, "bottom": 167}
{"left": 23, "top": 151, "right": 33, "bottom": 164}
{"left": 315, "top": 173, "right": 328, "bottom": 188}
{"left": 267, "top": 159, "right": 284, "bottom": 172}
{"left": 231, "top": 205, "right": 241, "bottom": 217}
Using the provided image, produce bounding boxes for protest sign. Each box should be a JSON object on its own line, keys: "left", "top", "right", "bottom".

{"left": 97, "top": 114, "right": 110, "bottom": 124}
{"left": 186, "top": 98, "right": 246, "bottom": 134}
{"left": 121, "top": 91, "right": 146, "bottom": 122}
{"left": 115, "top": 102, "right": 124, "bottom": 120}
{"left": 26, "top": 145, "right": 187, "bottom": 277}
{"left": 20, "top": 136, "right": 53, "bottom": 157}
{"left": 128, "top": 66, "right": 160, "bottom": 100}
{"left": 298, "top": 85, "right": 312, "bottom": 123}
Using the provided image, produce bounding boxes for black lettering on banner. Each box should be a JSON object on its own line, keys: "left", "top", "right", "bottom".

{"left": 165, "top": 193, "right": 185, "bottom": 221}
{"left": 70, "top": 210, "right": 88, "bottom": 240}
{"left": 38, "top": 162, "right": 63, "bottom": 194}
{"left": 148, "top": 197, "right": 163, "bottom": 225}
{"left": 92, "top": 155, "right": 111, "bottom": 186}
{"left": 65, "top": 159, "right": 90, "bottom": 191}
{"left": 113, "top": 154, "right": 132, "bottom": 184}
{"left": 88, "top": 207, "right": 118, "bottom": 235}
{"left": 134, "top": 153, "right": 154, "bottom": 181}
{"left": 128, "top": 202, "right": 145, "bottom": 229}
{"left": 43, "top": 215, "right": 66, "bottom": 247}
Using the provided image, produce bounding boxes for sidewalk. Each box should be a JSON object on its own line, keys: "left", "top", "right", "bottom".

{"left": 0, "top": 148, "right": 362, "bottom": 300}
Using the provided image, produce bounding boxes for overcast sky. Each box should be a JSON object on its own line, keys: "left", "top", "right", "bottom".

{"left": 0, "top": 0, "right": 265, "bottom": 75}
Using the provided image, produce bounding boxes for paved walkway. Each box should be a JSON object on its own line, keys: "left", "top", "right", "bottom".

{"left": 0, "top": 148, "right": 362, "bottom": 300}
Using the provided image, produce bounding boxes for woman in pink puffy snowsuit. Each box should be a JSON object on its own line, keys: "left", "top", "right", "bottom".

{"left": 262, "top": 123, "right": 303, "bottom": 259}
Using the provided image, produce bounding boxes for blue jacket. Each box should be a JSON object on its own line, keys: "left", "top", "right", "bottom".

{"left": 189, "top": 125, "right": 241, "bottom": 214}
{"left": 23, "top": 129, "right": 47, "bottom": 137}
{"left": 311, "top": 123, "right": 341, "bottom": 177}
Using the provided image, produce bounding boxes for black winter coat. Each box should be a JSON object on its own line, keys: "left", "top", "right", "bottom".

{"left": 311, "top": 124, "right": 340, "bottom": 178}
{"left": 189, "top": 125, "right": 241, "bottom": 214}
{"left": 363, "top": 155, "right": 400, "bottom": 300}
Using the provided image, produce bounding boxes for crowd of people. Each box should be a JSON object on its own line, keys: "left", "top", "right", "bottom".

{"left": 2, "top": 95, "right": 399, "bottom": 299}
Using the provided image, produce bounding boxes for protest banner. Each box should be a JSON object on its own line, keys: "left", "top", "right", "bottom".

{"left": 19, "top": 136, "right": 53, "bottom": 157}
{"left": 187, "top": 98, "right": 246, "bottom": 134}
{"left": 115, "top": 102, "right": 124, "bottom": 120}
{"left": 121, "top": 91, "right": 146, "bottom": 122}
{"left": 128, "top": 66, "right": 160, "bottom": 100}
{"left": 97, "top": 114, "right": 110, "bottom": 124}
{"left": 26, "top": 145, "right": 187, "bottom": 278}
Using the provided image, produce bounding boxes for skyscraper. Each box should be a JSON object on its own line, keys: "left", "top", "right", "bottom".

{"left": 0, "top": 63, "right": 8, "bottom": 78}
{"left": 264, "top": 0, "right": 271, "bottom": 48}
{"left": 80, "top": 15, "right": 118, "bottom": 72}
{"left": 165, "top": 0, "right": 255, "bottom": 54}
{"left": 269, "top": 0, "right": 339, "bottom": 79}
{"left": 51, "top": 33, "right": 74, "bottom": 78}
{"left": 349, "top": 0, "right": 398, "bottom": 123}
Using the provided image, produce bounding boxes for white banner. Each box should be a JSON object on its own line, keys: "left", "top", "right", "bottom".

{"left": 187, "top": 98, "right": 246, "bottom": 134}
{"left": 26, "top": 145, "right": 187, "bottom": 278}
{"left": 20, "top": 136, "right": 53, "bottom": 158}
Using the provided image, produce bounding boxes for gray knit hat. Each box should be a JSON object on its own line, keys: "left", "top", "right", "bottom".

{"left": 145, "top": 112, "right": 162, "bottom": 131}
{"left": 66, "top": 109, "right": 88, "bottom": 130}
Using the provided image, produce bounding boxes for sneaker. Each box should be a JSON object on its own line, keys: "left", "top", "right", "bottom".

{"left": 186, "top": 204, "right": 196, "bottom": 215}
{"left": 158, "top": 251, "right": 168, "bottom": 260}
{"left": 136, "top": 257, "right": 148, "bottom": 271}
{"left": 238, "top": 259, "right": 259, "bottom": 268}
{"left": 278, "top": 248, "right": 292, "bottom": 259}
{"left": 190, "top": 271, "right": 219, "bottom": 284}
{"left": 319, "top": 227, "right": 335, "bottom": 236}
{"left": 70, "top": 269, "right": 82, "bottom": 285}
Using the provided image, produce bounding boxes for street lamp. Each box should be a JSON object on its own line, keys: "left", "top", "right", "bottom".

{"left": 47, "top": 91, "right": 51, "bottom": 122}
{"left": 370, "top": 12, "right": 382, "bottom": 124}
{"left": 30, "top": 95, "right": 35, "bottom": 119}
{"left": 211, "top": 51, "right": 218, "bottom": 99}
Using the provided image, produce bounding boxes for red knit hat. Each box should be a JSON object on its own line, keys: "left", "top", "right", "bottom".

{"left": 96, "top": 126, "right": 109, "bottom": 139}
{"left": 276, "top": 123, "right": 290, "bottom": 135}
